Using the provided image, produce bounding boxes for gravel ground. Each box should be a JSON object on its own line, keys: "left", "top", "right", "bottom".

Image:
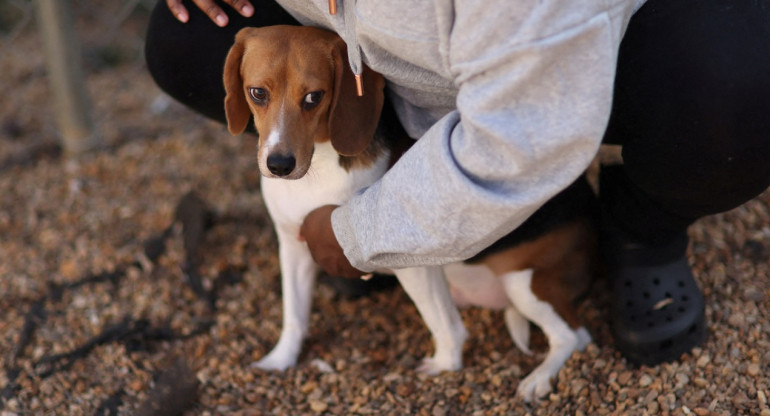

{"left": 2, "top": 12, "right": 770, "bottom": 416}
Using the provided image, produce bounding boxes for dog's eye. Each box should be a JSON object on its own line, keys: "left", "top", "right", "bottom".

{"left": 302, "top": 91, "right": 324, "bottom": 110}
{"left": 249, "top": 87, "right": 268, "bottom": 105}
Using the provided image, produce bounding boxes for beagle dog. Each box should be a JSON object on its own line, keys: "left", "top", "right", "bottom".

{"left": 224, "top": 25, "right": 598, "bottom": 401}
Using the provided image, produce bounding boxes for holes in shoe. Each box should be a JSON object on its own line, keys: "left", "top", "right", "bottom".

{"left": 678, "top": 307, "right": 686, "bottom": 314}
{"left": 660, "top": 339, "right": 674, "bottom": 350}
{"left": 624, "top": 280, "right": 632, "bottom": 288}
{"left": 647, "top": 321, "right": 656, "bottom": 328}
{"left": 688, "top": 324, "right": 699, "bottom": 334}
{"left": 682, "top": 295, "right": 690, "bottom": 302}
{"left": 643, "top": 292, "right": 651, "bottom": 299}
{"left": 677, "top": 280, "right": 686, "bottom": 288}
{"left": 653, "top": 277, "right": 660, "bottom": 285}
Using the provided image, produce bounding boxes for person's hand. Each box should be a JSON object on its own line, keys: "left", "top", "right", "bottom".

{"left": 166, "top": 0, "right": 254, "bottom": 27}
{"left": 300, "top": 205, "right": 365, "bottom": 278}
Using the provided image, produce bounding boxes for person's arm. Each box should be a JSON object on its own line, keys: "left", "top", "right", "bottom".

{"left": 321, "top": 2, "right": 623, "bottom": 272}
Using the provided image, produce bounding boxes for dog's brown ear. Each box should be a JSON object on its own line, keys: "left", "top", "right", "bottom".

{"left": 328, "top": 40, "right": 385, "bottom": 156}
{"left": 223, "top": 29, "right": 252, "bottom": 135}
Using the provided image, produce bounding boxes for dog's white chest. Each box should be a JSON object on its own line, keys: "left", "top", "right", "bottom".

{"left": 261, "top": 141, "right": 389, "bottom": 233}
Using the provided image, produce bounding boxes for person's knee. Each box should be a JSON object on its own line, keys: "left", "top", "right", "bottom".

{"left": 144, "top": 1, "right": 190, "bottom": 100}
{"left": 621, "top": 134, "right": 770, "bottom": 220}
{"left": 143, "top": 1, "right": 242, "bottom": 123}
{"left": 621, "top": 59, "right": 770, "bottom": 219}
{"left": 609, "top": 0, "right": 770, "bottom": 218}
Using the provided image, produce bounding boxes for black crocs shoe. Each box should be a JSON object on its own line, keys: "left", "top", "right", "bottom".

{"left": 608, "top": 232, "right": 707, "bottom": 366}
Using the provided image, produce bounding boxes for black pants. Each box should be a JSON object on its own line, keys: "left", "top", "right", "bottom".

{"left": 145, "top": 0, "right": 770, "bottom": 246}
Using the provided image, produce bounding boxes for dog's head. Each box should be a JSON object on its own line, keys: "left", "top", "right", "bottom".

{"left": 223, "top": 25, "right": 385, "bottom": 179}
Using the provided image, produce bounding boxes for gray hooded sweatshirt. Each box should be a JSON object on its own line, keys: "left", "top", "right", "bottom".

{"left": 276, "top": 0, "right": 648, "bottom": 271}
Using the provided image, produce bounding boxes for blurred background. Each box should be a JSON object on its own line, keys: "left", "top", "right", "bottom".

{"left": 0, "top": 0, "right": 204, "bottom": 162}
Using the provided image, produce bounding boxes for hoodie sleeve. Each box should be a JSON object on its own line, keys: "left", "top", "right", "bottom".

{"left": 332, "top": 1, "right": 624, "bottom": 271}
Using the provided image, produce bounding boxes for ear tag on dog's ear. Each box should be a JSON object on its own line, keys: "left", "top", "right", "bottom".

{"left": 355, "top": 74, "right": 364, "bottom": 97}
{"left": 329, "top": 0, "right": 337, "bottom": 14}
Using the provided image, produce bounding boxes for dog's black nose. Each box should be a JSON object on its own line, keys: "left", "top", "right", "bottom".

{"left": 266, "top": 154, "right": 296, "bottom": 177}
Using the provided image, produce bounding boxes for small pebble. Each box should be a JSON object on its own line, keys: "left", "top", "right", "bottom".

{"left": 432, "top": 405, "right": 447, "bottom": 416}
{"left": 757, "top": 390, "right": 767, "bottom": 405}
{"left": 618, "top": 371, "right": 633, "bottom": 385}
{"left": 311, "top": 359, "right": 335, "bottom": 374}
{"left": 309, "top": 401, "right": 328, "bottom": 413}
{"left": 696, "top": 355, "right": 711, "bottom": 367}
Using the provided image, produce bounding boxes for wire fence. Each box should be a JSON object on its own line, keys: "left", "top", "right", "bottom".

{"left": 0, "top": 0, "right": 161, "bottom": 156}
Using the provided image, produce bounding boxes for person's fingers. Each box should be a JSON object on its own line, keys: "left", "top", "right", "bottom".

{"left": 168, "top": 0, "right": 254, "bottom": 26}
{"left": 191, "top": 0, "right": 229, "bottom": 26}
{"left": 222, "top": 0, "right": 254, "bottom": 17}
{"left": 165, "top": 0, "right": 190, "bottom": 23}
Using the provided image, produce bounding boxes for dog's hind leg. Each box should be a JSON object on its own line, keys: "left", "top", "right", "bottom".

{"left": 253, "top": 227, "right": 319, "bottom": 371}
{"left": 501, "top": 269, "right": 589, "bottom": 402}
{"left": 395, "top": 266, "right": 468, "bottom": 374}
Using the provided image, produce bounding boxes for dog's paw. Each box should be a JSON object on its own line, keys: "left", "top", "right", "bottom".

{"left": 251, "top": 349, "right": 297, "bottom": 371}
{"left": 516, "top": 368, "right": 554, "bottom": 402}
{"left": 415, "top": 332, "right": 465, "bottom": 375}
{"left": 416, "top": 355, "right": 462, "bottom": 375}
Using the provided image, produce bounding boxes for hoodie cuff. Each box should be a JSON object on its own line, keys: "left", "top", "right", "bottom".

{"left": 330, "top": 203, "right": 375, "bottom": 273}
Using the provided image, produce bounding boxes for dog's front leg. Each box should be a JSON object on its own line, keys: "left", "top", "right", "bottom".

{"left": 395, "top": 266, "right": 468, "bottom": 374}
{"left": 253, "top": 227, "right": 318, "bottom": 371}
